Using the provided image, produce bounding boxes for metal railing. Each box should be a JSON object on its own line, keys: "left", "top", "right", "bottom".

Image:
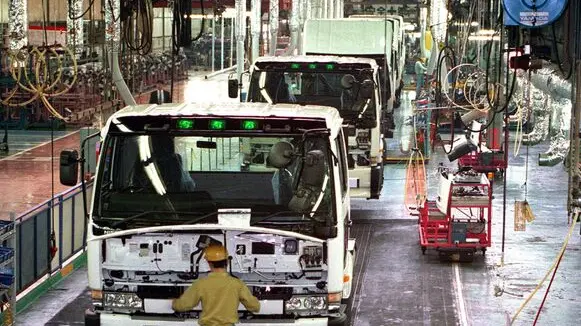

{"left": 12, "top": 182, "right": 92, "bottom": 293}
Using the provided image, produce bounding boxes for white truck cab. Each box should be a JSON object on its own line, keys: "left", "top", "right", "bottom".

{"left": 232, "top": 55, "right": 384, "bottom": 199}
{"left": 59, "top": 102, "right": 356, "bottom": 326}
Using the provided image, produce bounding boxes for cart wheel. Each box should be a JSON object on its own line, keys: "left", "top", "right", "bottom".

{"left": 481, "top": 248, "right": 486, "bottom": 255}
{"left": 421, "top": 246, "right": 426, "bottom": 255}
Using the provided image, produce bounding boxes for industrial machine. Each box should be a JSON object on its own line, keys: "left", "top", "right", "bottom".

{"left": 418, "top": 167, "right": 492, "bottom": 260}
{"left": 447, "top": 121, "right": 507, "bottom": 175}
{"left": 59, "top": 102, "right": 356, "bottom": 326}
{"left": 234, "top": 55, "right": 384, "bottom": 199}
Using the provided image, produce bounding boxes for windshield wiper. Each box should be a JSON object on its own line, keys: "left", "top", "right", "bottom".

{"left": 109, "top": 211, "right": 211, "bottom": 229}
{"left": 250, "top": 210, "right": 327, "bottom": 226}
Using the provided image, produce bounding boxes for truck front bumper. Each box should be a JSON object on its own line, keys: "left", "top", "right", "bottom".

{"left": 87, "top": 309, "right": 347, "bottom": 326}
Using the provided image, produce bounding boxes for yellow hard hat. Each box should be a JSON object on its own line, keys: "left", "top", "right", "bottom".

{"left": 204, "top": 244, "right": 228, "bottom": 262}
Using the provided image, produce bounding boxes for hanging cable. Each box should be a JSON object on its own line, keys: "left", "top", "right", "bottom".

{"left": 510, "top": 211, "right": 579, "bottom": 325}
{"left": 68, "top": 0, "right": 96, "bottom": 20}
{"left": 121, "top": 0, "right": 153, "bottom": 55}
{"left": 191, "top": 0, "right": 206, "bottom": 42}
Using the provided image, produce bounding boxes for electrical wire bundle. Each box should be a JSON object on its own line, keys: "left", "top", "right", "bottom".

{"left": 172, "top": 0, "right": 206, "bottom": 52}
{"left": 0, "top": 46, "right": 78, "bottom": 121}
{"left": 120, "top": 0, "right": 154, "bottom": 55}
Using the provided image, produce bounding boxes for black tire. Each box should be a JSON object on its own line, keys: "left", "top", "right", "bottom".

{"left": 421, "top": 246, "right": 427, "bottom": 255}
{"left": 333, "top": 296, "right": 353, "bottom": 326}
{"left": 85, "top": 308, "right": 100, "bottom": 326}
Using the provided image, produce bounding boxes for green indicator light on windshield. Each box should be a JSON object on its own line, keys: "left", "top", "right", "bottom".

{"left": 177, "top": 119, "right": 194, "bottom": 129}
{"left": 290, "top": 63, "right": 301, "bottom": 69}
{"left": 308, "top": 63, "right": 317, "bottom": 69}
{"left": 325, "top": 64, "right": 335, "bottom": 70}
{"left": 209, "top": 119, "right": 226, "bottom": 130}
{"left": 241, "top": 120, "right": 258, "bottom": 130}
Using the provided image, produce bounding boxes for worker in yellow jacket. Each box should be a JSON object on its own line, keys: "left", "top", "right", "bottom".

{"left": 172, "top": 244, "right": 260, "bottom": 326}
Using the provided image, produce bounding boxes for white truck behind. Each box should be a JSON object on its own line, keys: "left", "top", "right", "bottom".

{"left": 303, "top": 17, "right": 406, "bottom": 111}
{"left": 231, "top": 55, "right": 385, "bottom": 199}
{"left": 59, "top": 102, "right": 356, "bottom": 326}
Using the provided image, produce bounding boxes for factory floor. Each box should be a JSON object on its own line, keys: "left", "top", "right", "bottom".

{"left": 0, "top": 131, "right": 79, "bottom": 220}
{"left": 12, "top": 76, "right": 581, "bottom": 326}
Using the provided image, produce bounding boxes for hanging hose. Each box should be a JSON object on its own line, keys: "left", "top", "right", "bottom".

{"left": 510, "top": 211, "right": 580, "bottom": 324}
{"left": 1, "top": 46, "right": 78, "bottom": 120}
{"left": 404, "top": 112, "right": 427, "bottom": 213}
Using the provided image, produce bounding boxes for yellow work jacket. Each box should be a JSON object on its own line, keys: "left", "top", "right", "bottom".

{"left": 172, "top": 272, "right": 260, "bottom": 326}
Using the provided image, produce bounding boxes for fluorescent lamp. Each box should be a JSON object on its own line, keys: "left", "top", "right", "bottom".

{"left": 476, "top": 29, "right": 496, "bottom": 35}
{"left": 469, "top": 35, "right": 500, "bottom": 41}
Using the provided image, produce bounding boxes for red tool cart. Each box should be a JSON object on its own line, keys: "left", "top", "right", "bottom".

{"left": 418, "top": 168, "right": 492, "bottom": 260}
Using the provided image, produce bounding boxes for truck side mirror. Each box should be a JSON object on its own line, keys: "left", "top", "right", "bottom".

{"left": 360, "top": 79, "right": 374, "bottom": 99}
{"left": 60, "top": 149, "right": 79, "bottom": 186}
{"left": 228, "top": 78, "right": 239, "bottom": 98}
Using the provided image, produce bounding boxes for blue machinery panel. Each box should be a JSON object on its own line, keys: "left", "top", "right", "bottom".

{"left": 503, "top": 0, "right": 569, "bottom": 27}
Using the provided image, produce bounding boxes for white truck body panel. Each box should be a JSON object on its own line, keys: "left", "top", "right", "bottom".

{"left": 303, "top": 18, "right": 394, "bottom": 57}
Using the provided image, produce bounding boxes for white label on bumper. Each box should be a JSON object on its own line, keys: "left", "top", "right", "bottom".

{"left": 349, "top": 178, "right": 359, "bottom": 188}
{"left": 144, "top": 298, "right": 174, "bottom": 314}
{"left": 143, "top": 299, "right": 282, "bottom": 315}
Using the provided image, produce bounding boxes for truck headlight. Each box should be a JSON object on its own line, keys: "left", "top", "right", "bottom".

{"left": 285, "top": 297, "right": 302, "bottom": 310}
{"left": 103, "top": 292, "right": 143, "bottom": 309}
{"left": 304, "top": 296, "right": 326, "bottom": 310}
{"left": 285, "top": 295, "right": 327, "bottom": 312}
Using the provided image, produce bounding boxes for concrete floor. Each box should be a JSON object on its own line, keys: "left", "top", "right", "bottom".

{"left": 0, "top": 130, "right": 70, "bottom": 159}
{"left": 12, "top": 78, "right": 581, "bottom": 325}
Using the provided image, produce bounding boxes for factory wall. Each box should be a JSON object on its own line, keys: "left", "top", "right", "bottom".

{"left": 28, "top": 0, "right": 104, "bottom": 22}
{"left": 0, "top": 1, "right": 7, "bottom": 24}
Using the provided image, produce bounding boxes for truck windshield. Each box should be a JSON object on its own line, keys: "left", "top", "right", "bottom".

{"left": 247, "top": 69, "right": 377, "bottom": 125}
{"left": 94, "top": 133, "right": 335, "bottom": 234}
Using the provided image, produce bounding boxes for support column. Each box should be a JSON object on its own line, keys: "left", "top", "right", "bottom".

{"left": 211, "top": 18, "right": 215, "bottom": 72}
{"left": 8, "top": 0, "right": 28, "bottom": 52}
{"left": 251, "top": 0, "right": 261, "bottom": 63}
{"left": 66, "top": 0, "right": 84, "bottom": 55}
{"left": 288, "top": 0, "right": 300, "bottom": 55}
{"left": 220, "top": 17, "right": 225, "bottom": 70}
{"left": 269, "top": 0, "right": 279, "bottom": 55}
{"left": 235, "top": 0, "right": 246, "bottom": 81}
{"left": 230, "top": 18, "right": 234, "bottom": 66}
{"left": 328, "top": 0, "right": 334, "bottom": 19}
{"left": 306, "top": 0, "right": 313, "bottom": 20}
{"left": 335, "top": 0, "right": 341, "bottom": 18}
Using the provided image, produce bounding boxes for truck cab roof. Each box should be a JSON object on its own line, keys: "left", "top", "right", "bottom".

{"left": 106, "top": 102, "right": 344, "bottom": 137}
{"left": 253, "top": 55, "right": 379, "bottom": 69}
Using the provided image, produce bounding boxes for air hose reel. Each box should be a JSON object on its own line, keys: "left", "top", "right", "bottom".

{"left": 503, "top": 0, "right": 569, "bottom": 28}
